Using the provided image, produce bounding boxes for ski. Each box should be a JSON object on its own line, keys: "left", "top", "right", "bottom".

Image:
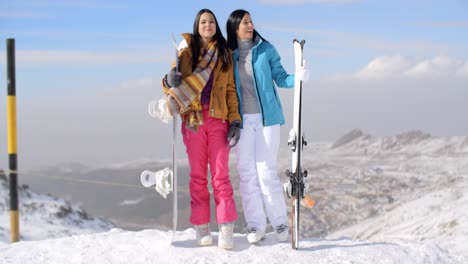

{"left": 169, "top": 32, "right": 179, "bottom": 244}
{"left": 285, "top": 39, "right": 307, "bottom": 250}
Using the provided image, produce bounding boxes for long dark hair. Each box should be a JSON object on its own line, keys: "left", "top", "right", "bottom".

{"left": 191, "top": 9, "right": 231, "bottom": 72}
{"left": 226, "top": 9, "right": 266, "bottom": 51}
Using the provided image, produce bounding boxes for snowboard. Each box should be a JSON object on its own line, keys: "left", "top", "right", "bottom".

{"left": 169, "top": 32, "right": 179, "bottom": 244}
{"left": 140, "top": 33, "right": 179, "bottom": 245}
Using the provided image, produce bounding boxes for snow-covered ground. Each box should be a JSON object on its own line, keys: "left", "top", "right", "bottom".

{"left": 0, "top": 228, "right": 464, "bottom": 264}
{"left": 1, "top": 130, "right": 467, "bottom": 263}
{"left": 328, "top": 184, "right": 468, "bottom": 259}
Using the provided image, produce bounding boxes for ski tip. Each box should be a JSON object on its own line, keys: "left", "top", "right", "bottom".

{"left": 293, "top": 39, "right": 306, "bottom": 48}
{"left": 170, "top": 32, "right": 179, "bottom": 50}
{"left": 293, "top": 39, "right": 305, "bottom": 46}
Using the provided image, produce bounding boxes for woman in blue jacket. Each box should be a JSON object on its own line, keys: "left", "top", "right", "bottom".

{"left": 226, "top": 9, "right": 308, "bottom": 243}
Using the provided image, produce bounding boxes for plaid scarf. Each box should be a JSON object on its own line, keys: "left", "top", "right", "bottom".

{"left": 166, "top": 41, "right": 218, "bottom": 131}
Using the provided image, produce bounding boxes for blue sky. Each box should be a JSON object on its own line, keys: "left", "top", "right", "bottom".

{"left": 1, "top": 0, "right": 468, "bottom": 169}
{"left": 1, "top": 0, "right": 467, "bottom": 95}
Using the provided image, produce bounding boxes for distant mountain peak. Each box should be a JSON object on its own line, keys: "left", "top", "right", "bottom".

{"left": 331, "top": 128, "right": 370, "bottom": 149}
{"left": 394, "top": 130, "right": 432, "bottom": 142}
{"left": 326, "top": 128, "right": 468, "bottom": 156}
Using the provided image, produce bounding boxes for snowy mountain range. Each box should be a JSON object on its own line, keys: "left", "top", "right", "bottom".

{"left": 0, "top": 170, "right": 114, "bottom": 242}
{"left": 1, "top": 129, "right": 467, "bottom": 263}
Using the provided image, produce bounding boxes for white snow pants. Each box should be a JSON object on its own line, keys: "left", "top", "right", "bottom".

{"left": 235, "top": 113, "right": 288, "bottom": 232}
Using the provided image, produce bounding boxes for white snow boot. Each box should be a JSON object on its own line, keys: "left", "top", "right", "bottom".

{"left": 246, "top": 227, "right": 265, "bottom": 243}
{"left": 275, "top": 224, "right": 289, "bottom": 242}
{"left": 195, "top": 223, "right": 213, "bottom": 246}
{"left": 218, "top": 222, "right": 234, "bottom": 249}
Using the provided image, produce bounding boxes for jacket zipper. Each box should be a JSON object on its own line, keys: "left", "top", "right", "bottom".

{"left": 250, "top": 47, "right": 265, "bottom": 125}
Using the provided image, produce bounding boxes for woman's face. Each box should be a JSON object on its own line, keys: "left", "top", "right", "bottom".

{"left": 198, "top": 12, "right": 216, "bottom": 42}
{"left": 236, "top": 13, "right": 254, "bottom": 40}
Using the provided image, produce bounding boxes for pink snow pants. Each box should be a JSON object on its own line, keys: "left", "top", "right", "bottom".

{"left": 181, "top": 106, "right": 238, "bottom": 225}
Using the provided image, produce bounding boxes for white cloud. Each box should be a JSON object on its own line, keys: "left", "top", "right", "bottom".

{"left": 355, "top": 55, "right": 411, "bottom": 80}
{"left": 421, "top": 21, "right": 468, "bottom": 29}
{"left": 0, "top": 1, "right": 125, "bottom": 19}
{"left": 0, "top": 12, "right": 49, "bottom": 19}
{"left": 263, "top": 25, "right": 463, "bottom": 58}
{"left": 119, "top": 78, "right": 155, "bottom": 90}
{"left": 355, "top": 55, "right": 468, "bottom": 80}
{"left": 405, "top": 56, "right": 465, "bottom": 78}
{"left": 0, "top": 50, "right": 169, "bottom": 65}
{"left": 456, "top": 62, "right": 468, "bottom": 77}
{"left": 259, "top": 0, "right": 360, "bottom": 5}
{"left": 4, "top": 0, "right": 125, "bottom": 9}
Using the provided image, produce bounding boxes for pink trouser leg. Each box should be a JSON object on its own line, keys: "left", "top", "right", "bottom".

{"left": 182, "top": 110, "right": 237, "bottom": 225}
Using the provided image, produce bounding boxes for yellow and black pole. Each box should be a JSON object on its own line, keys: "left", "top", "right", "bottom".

{"left": 6, "top": 38, "right": 20, "bottom": 242}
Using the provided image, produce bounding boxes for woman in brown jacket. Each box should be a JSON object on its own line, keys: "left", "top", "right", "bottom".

{"left": 162, "top": 8, "right": 240, "bottom": 250}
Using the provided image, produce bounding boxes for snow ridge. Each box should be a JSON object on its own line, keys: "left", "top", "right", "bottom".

{"left": 0, "top": 170, "right": 114, "bottom": 243}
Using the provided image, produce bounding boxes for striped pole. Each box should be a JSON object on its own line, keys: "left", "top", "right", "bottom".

{"left": 6, "top": 38, "right": 20, "bottom": 242}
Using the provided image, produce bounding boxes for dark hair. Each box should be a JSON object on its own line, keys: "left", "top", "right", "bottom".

{"left": 191, "top": 9, "right": 231, "bottom": 72}
{"left": 226, "top": 9, "right": 266, "bottom": 50}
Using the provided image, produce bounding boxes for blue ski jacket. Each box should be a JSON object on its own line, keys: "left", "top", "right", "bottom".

{"left": 233, "top": 37, "right": 295, "bottom": 127}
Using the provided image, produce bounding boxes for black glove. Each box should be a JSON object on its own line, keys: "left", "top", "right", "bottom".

{"left": 227, "top": 120, "right": 241, "bottom": 148}
{"left": 164, "top": 69, "right": 182, "bottom": 88}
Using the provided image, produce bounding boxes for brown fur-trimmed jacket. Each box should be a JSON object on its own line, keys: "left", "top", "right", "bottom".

{"left": 162, "top": 33, "right": 240, "bottom": 124}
